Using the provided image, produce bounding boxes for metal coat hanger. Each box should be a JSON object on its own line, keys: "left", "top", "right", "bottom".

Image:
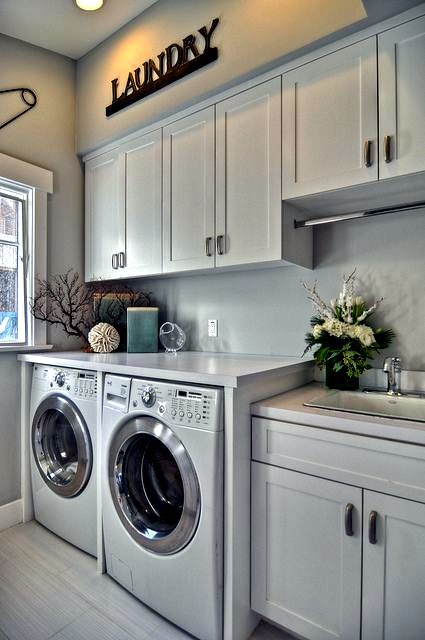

{"left": 0, "top": 88, "right": 37, "bottom": 130}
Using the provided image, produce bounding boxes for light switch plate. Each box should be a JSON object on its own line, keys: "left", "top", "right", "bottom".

{"left": 208, "top": 319, "right": 218, "bottom": 337}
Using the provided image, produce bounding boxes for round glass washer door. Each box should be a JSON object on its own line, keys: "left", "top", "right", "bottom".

{"left": 109, "top": 416, "right": 201, "bottom": 555}
{"left": 32, "top": 395, "right": 93, "bottom": 498}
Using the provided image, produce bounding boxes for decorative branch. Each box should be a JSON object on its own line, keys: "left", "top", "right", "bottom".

{"left": 30, "top": 269, "right": 152, "bottom": 345}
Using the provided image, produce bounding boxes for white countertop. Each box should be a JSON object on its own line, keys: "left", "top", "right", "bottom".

{"left": 251, "top": 382, "right": 425, "bottom": 446}
{"left": 18, "top": 350, "right": 311, "bottom": 388}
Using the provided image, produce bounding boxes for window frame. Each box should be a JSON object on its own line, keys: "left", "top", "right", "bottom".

{"left": 0, "top": 152, "right": 52, "bottom": 352}
{"left": 0, "top": 180, "right": 34, "bottom": 347}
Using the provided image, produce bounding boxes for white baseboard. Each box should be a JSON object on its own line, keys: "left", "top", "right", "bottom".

{"left": 0, "top": 499, "right": 23, "bottom": 532}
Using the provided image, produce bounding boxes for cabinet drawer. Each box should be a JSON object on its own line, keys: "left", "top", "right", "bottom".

{"left": 252, "top": 417, "right": 425, "bottom": 502}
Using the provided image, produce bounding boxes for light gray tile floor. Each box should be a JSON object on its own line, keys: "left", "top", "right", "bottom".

{"left": 0, "top": 522, "right": 293, "bottom": 640}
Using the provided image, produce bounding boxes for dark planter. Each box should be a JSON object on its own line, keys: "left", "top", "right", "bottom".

{"left": 325, "top": 361, "right": 359, "bottom": 391}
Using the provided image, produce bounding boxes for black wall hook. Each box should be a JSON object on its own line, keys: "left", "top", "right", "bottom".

{"left": 0, "top": 88, "right": 37, "bottom": 131}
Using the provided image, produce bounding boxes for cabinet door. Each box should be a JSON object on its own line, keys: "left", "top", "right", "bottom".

{"left": 216, "top": 78, "right": 282, "bottom": 267}
{"left": 283, "top": 38, "right": 378, "bottom": 198}
{"left": 379, "top": 15, "right": 425, "bottom": 179}
{"left": 252, "top": 463, "right": 362, "bottom": 640}
{"left": 123, "top": 130, "right": 162, "bottom": 277}
{"left": 85, "top": 150, "right": 125, "bottom": 281}
{"left": 163, "top": 107, "right": 215, "bottom": 273}
{"left": 362, "top": 491, "right": 425, "bottom": 640}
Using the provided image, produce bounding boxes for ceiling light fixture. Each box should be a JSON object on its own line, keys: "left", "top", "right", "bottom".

{"left": 76, "top": 0, "right": 104, "bottom": 11}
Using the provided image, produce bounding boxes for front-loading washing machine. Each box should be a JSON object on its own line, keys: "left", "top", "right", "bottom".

{"left": 102, "top": 375, "right": 223, "bottom": 640}
{"left": 30, "top": 364, "right": 98, "bottom": 556}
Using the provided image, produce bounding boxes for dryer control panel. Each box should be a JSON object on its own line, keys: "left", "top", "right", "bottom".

{"left": 33, "top": 365, "right": 98, "bottom": 401}
{"left": 129, "top": 379, "right": 223, "bottom": 432}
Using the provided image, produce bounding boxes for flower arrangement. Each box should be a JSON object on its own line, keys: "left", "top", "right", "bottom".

{"left": 302, "top": 270, "right": 394, "bottom": 388}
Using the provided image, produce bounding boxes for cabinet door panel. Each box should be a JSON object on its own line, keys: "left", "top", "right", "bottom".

{"left": 163, "top": 107, "right": 215, "bottom": 273}
{"left": 216, "top": 78, "right": 282, "bottom": 267}
{"left": 124, "top": 130, "right": 162, "bottom": 277}
{"left": 85, "top": 150, "right": 125, "bottom": 281}
{"left": 283, "top": 37, "right": 378, "bottom": 197}
{"left": 252, "top": 463, "right": 362, "bottom": 640}
{"left": 363, "top": 491, "right": 425, "bottom": 640}
{"left": 379, "top": 15, "right": 425, "bottom": 179}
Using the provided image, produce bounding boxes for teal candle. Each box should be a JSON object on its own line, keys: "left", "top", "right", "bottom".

{"left": 127, "top": 307, "right": 159, "bottom": 353}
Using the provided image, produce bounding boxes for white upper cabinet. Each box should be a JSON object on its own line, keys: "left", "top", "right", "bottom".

{"left": 252, "top": 462, "right": 362, "bottom": 640}
{"left": 163, "top": 107, "right": 215, "bottom": 273}
{"left": 86, "top": 10, "right": 425, "bottom": 279}
{"left": 216, "top": 78, "right": 282, "bottom": 267}
{"left": 123, "top": 130, "right": 162, "bottom": 277}
{"left": 85, "top": 131, "right": 162, "bottom": 281}
{"left": 85, "top": 149, "right": 125, "bottom": 281}
{"left": 283, "top": 37, "right": 378, "bottom": 198}
{"left": 378, "top": 15, "right": 425, "bottom": 180}
{"left": 362, "top": 491, "right": 425, "bottom": 640}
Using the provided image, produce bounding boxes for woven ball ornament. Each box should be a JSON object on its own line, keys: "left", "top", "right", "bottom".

{"left": 88, "top": 323, "right": 120, "bottom": 353}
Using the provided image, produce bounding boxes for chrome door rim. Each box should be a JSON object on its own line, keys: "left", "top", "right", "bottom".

{"left": 32, "top": 394, "right": 93, "bottom": 498}
{"left": 109, "top": 416, "right": 201, "bottom": 555}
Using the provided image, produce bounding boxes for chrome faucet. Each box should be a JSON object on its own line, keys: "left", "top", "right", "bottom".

{"left": 383, "top": 357, "right": 402, "bottom": 395}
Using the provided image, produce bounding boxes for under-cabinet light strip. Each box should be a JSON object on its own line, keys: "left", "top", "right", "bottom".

{"left": 294, "top": 200, "right": 425, "bottom": 229}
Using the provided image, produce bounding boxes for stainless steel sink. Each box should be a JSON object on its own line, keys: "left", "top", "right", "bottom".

{"left": 305, "top": 390, "right": 425, "bottom": 423}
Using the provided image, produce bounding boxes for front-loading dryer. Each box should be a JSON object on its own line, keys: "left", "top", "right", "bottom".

{"left": 102, "top": 375, "right": 223, "bottom": 640}
{"left": 30, "top": 364, "right": 98, "bottom": 556}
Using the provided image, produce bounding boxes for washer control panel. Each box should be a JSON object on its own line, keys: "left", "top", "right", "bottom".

{"left": 129, "top": 379, "right": 223, "bottom": 431}
{"left": 33, "top": 365, "right": 98, "bottom": 401}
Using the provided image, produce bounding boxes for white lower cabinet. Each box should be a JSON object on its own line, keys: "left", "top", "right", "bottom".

{"left": 362, "top": 491, "right": 425, "bottom": 640}
{"left": 251, "top": 463, "right": 362, "bottom": 640}
{"left": 252, "top": 430, "right": 425, "bottom": 640}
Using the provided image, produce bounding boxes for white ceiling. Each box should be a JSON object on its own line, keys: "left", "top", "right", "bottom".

{"left": 0, "top": 0, "right": 158, "bottom": 59}
{"left": 1, "top": 0, "right": 424, "bottom": 61}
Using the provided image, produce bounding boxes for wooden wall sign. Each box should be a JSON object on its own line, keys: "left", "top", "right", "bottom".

{"left": 106, "top": 18, "right": 219, "bottom": 117}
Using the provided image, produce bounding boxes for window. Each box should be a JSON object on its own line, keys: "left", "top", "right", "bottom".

{"left": 0, "top": 180, "right": 33, "bottom": 346}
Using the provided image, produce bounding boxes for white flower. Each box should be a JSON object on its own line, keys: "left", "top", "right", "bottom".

{"left": 320, "top": 320, "right": 376, "bottom": 347}
{"left": 354, "top": 325, "right": 375, "bottom": 347}
{"left": 322, "top": 319, "right": 345, "bottom": 338}
{"left": 312, "top": 324, "right": 323, "bottom": 338}
{"left": 303, "top": 271, "right": 384, "bottom": 328}
{"left": 345, "top": 324, "right": 375, "bottom": 346}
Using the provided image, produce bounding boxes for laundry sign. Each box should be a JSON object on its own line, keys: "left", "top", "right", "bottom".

{"left": 106, "top": 18, "right": 219, "bottom": 117}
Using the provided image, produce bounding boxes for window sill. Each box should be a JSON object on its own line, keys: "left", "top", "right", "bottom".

{"left": 0, "top": 344, "right": 53, "bottom": 354}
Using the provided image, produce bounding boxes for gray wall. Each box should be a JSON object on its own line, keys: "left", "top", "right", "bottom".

{"left": 0, "top": 34, "right": 83, "bottom": 506}
{"left": 139, "top": 210, "right": 425, "bottom": 371}
{"left": 0, "top": 354, "right": 22, "bottom": 506}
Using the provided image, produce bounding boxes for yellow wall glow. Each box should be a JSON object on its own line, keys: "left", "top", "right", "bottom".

{"left": 77, "top": 0, "right": 367, "bottom": 153}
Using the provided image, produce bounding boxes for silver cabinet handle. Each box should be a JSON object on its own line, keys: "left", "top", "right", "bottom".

{"left": 205, "top": 236, "right": 213, "bottom": 257}
{"left": 364, "top": 140, "right": 373, "bottom": 168}
{"left": 119, "top": 251, "right": 126, "bottom": 268}
{"left": 345, "top": 503, "right": 354, "bottom": 537}
{"left": 368, "top": 510, "right": 378, "bottom": 544}
{"left": 112, "top": 253, "right": 118, "bottom": 269}
{"left": 216, "top": 234, "right": 225, "bottom": 256}
{"left": 384, "top": 135, "right": 392, "bottom": 163}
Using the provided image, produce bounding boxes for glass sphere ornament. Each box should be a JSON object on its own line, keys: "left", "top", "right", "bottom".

{"left": 159, "top": 322, "right": 186, "bottom": 353}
